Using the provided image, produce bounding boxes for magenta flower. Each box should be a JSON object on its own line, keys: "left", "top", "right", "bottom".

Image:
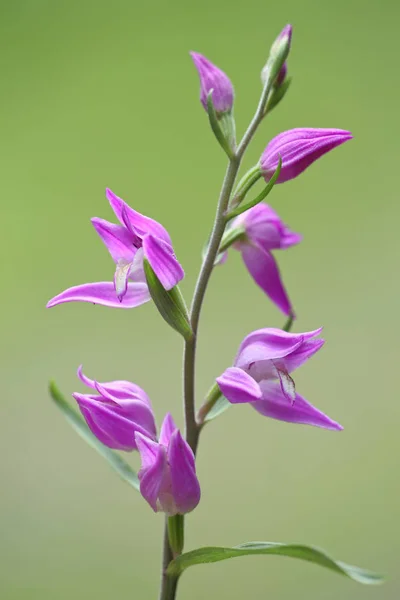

{"left": 260, "top": 128, "right": 353, "bottom": 184}
{"left": 73, "top": 366, "right": 157, "bottom": 451}
{"left": 47, "top": 189, "right": 184, "bottom": 309}
{"left": 216, "top": 328, "right": 342, "bottom": 430}
{"left": 135, "top": 413, "right": 201, "bottom": 515}
{"left": 227, "top": 203, "right": 301, "bottom": 316}
{"left": 190, "top": 52, "right": 234, "bottom": 114}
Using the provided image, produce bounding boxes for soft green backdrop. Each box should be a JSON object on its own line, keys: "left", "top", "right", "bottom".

{"left": 1, "top": 0, "right": 398, "bottom": 598}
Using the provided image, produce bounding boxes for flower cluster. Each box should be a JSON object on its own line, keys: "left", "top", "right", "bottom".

{"left": 48, "top": 24, "right": 350, "bottom": 518}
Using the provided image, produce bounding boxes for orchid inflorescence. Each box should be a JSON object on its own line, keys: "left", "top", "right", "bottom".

{"left": 48, "top": 24, "right": 382, "bottom": 599}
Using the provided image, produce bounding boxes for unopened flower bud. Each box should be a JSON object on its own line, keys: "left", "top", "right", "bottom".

{"left": 190, "top": 52, "right": 234, "bottom": 115}
{"left": 260, "top": 128, "right": 353, "bottom": 183}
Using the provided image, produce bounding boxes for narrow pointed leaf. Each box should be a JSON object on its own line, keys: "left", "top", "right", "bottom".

{"left": 167, "top": 542, "right": 383, "bottom": 585}
{"left": 203, "top": 396, "right": 231, "bottom": 422}
{"left": 218, "top": 225, "right": 246, "bottom": 254}
{"left": 226, "top": 158, "right": 282, "bottom": 221}
{"left": 198, "top": 383, "right": 231, "bottom": 424}
{"left": 49, "top": 381, "right": 140, "bottom": 491}
{"left": 206, "top": 91, "right": 235, "bottom": 159}
{"left": 144, "top": 259, "right": 193, "bottom": 340}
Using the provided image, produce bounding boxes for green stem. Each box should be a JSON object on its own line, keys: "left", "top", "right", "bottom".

{"left": 184, "top": 157, "right": 240, "bottom": 452}
{"left": 159, "top": 519, "right": 179, "bottom": 600}
{"left": 158, "top": 68, "right": 278, "bottom": 600}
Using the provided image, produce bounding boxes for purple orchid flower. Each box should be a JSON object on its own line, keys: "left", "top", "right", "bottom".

{"left": 260, "top": 128, "right": 353, "bottom": 184}
{"left": 216, "top": 328, "right": 342, "bottom": 430}
{"left": 225, "top": 203, "right": 301, "bottom": 316}
{"left": 190, "top": 52, "right": 234, "bottom": 114}
{"left": 47, "top": 189, "right": 184, "bottom": 309}
{"left": 135, "top": 413, "right": 201, "bottom": 515}
{"left": 73, "top": 366, "right": 157, "bottom": 451}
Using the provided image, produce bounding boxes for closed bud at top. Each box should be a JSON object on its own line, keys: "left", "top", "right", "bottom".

{"left": 262, "top": 24, "right": 293, "bottom": 87}
{"left": 260, "top": 128, "right": 353, "bottom": 184}
{"left": 190, "top": 52, "right": 234, "bottom": 115}
{"left": 272, "top": 24, "right": 293, "bottom": 54}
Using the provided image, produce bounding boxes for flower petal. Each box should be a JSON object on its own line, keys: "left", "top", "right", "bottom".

{"left": 142, "top": 234, "right": 184, "bottom": 290}
{"left": 94, "top": 382, "right": 157, "bottom": 439}
{"left": 135, "top": 433, "right": 166, "bottom": 512}
{"left": 168, "top": 430, "right": 201, "bottom": 514}
{"left": 235, "top": 328, "right": 322, "bottom": 369}
{"left": 159, "top": 413, "right": 177, "bottom": 447}
{"left": 46, "top": 281, "right": 151, "bottom": 309}
{"left": 106, "top": 188, "right": 172, "bottom": 245}
{"left": 234, "top": 204, "right": 302, "bottom": 252}
{"left": 284, "top": 337, "right": 325, "bottom": 373}
{"left": 241, "top": 245, "right": 293, "bottom": 316}
{"left": 91, "top": 217, "right": 135, "bottom": 262}
{"left": 77, "top": 366, "right": 153, "bottom": 407}
{"left": 252, "top": 381, "right": 343, "bottom": 430}
{"left": 216, "top": 367, "right": 262, "bottom": 404}
{"left": 74, "top": 393, "right": 139, "bottom": 451}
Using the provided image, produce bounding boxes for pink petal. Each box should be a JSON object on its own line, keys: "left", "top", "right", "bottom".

{"left": 159, "top": 413, "right": 177, "bottom": 447}
{"left": 142, "top": 234, "right": 184, "bottom": 290}
{"left": 241, "top": 244, "right": 293, "bottom": 316}
{"left": 106, "top": 188, "right": 172, "bottom": 245}
{"left": 284, "top": 338, "right": 325, "bottom": 373}
{"left": 216, "top": 367, "right": 262, "bottom": 404}
{"left": 77, "top": 366, "right": 152, "bottom": 407}
{"left": 74, "top": 394, "right": 139, "bottom": 451}
{"left": 252, "top": 381, "right": 343, "bottom": 430}
{"left": 168, "top": 430, "right": 201, "bottom": 514}
{"left": 135, "top": 433, "right": 166, "bottom": 512}
{"left": 46, "top": 281, "right": 151, "bottom": 309}
{"left": 91, "top": 218, "right": 135, "bottom": 263}
{"left": 235, "top": 328, "right": 322, "bottom": 370}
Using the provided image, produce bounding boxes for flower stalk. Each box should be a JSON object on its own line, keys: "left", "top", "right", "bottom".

{"left": 157, "top": 55, "right": 287, "bottom": 600}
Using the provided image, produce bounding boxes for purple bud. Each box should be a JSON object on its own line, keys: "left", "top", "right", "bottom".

{"left": 260, "top": 128, "right": 353, "bottom": 183}
{"left": 276, "top": 62, "right": 287, "bottom": 87}
{"left": 190, "top": 52, "right": 234, "bottom": 114}
{"left": 262, "top": 25, "right": 292, "bottom": 87}
{"left": 276, "top": 24, "right": 293, "bottom": 46}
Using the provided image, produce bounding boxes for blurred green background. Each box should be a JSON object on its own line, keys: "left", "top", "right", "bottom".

{"left": 1, "top": 0, "right": 398, "bottom": 598}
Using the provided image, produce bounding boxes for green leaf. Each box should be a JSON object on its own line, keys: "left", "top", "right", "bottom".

{"left": 167, "top": 542, "right": 383, "bottom": 585}
{"left": 49, "top": 381, "right": 140, "bottom": 491}
{"left": 226, "top": 157, "right": 282, "bottom": 221}
{"left": 143, "top": 260, "right": 193, "bottom": 341}
{"left": 206, "top": 91, "right": 235, "bottom": 159}
{"left": 203, "top": 396, "right": 231, "bottom": 422}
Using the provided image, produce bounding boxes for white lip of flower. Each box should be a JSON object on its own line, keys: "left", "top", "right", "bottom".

{"left": 114, "top": 249, "right": 146, "bottom": 300}
{"left": 115, "top": 258, "right": 132, "bottom": 299}
{"left": 247, "top": 359, "right": 296, "bottom": 404}
{"left": 273, "top": 364, "right": 296, "bottom": 404}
